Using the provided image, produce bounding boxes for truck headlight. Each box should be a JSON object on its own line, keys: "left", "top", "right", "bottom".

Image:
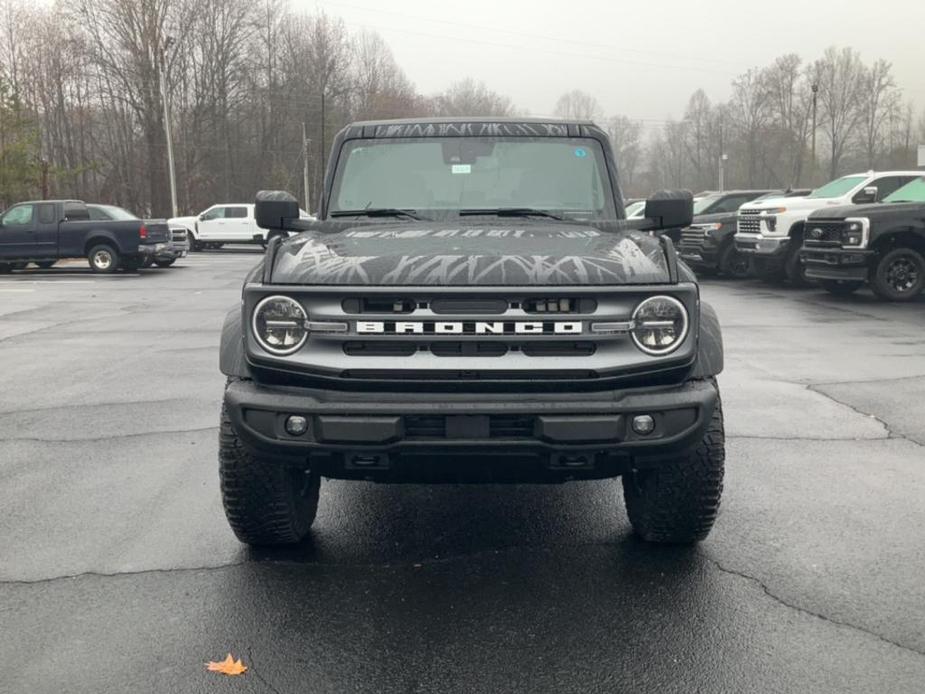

{"left": 631, "top": 296, "right": 689, "bottom": 355}
{"left": 252, "top": 295, "right": 308, "bottom": 355}
{"left": 841, "top": 218, "right": 869, "bottom": 248}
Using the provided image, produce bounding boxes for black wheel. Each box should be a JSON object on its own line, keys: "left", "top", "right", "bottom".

{"left": 88, "top": 244, "right": 120, "bottom": 273}
{"left": 141, "top": 256, "right": 154, "bottom": 269}
{"left": 623, "top": 389, "right": 724, "bottom": 544}
{"left": 718, "top": 243, "right": 750, "bottom": 279}
{"left": 870, "top": 247, "right": 925, "bottom": 302}
{"left": 187, "top": 233, "right": 200, "bottom": 251}
{"left": 12, "top": 262, "right": 27, "bottom": 270}
{"left": 154, "top": 258, "right": 176, "bottom": 268}
{"left": 34, "top": 260, "right": 56, "bottom": 269}
{"left": 784, "top": 244, "right": 811, "bottom": 287}
{"left": 219, "top": 400, "right": 320, "bottom": 545}
{"left": 820, "top": 279, "right": 864, "bottom": 296}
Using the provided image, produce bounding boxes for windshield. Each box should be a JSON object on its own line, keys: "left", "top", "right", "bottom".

{"left": 692, "top": 195, "right": 720, "bottom": 214}
{"left": 329, "top": 137, "right": 615, "bottom": 219}
{"left": 884, "top": 176, "right": 925, "bottom": 203}
{"left": 807, "top": 175, "right": 867, "bottom": 199}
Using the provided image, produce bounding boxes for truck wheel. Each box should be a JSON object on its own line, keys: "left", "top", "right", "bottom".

{"left": 871, "top": 247, "right": 924, "bottom": 302}
{"left": 784, "top": 245, "right": 811, "bottom": 287}
{"left": 187, "top": 233, "right": 200, "bottom": 252}
{"left": 88, "top": 244, "right": 120, "bottom": 273}
{"left": 820, "top": 279, "right": 864, "bottom": 296}
{"left": 623, "top": 391, "right": 724, "bottom": 544}
{"left": 154, "top": 258, "right": 176, "bottom": 268}
{"left": 141, "top": 256, "right": 154, "bottom": 269}
{"left": 219, "top": 401, "right": 320, "bottom": 545}
{"left": 35, "top": 260, "right": 56, "bottom": 269}
{"left": 718, "top": 243, "right": 750, "bottom": 279}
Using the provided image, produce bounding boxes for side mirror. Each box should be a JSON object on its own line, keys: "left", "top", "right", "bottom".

{"left": 643, "top": 190, "right": 693, "bottom": 230}
{"left": 255, "top": 190, "right": 300, "bottom": 230}
{"left": 855, "top": 186, "right": 878, "bottom": 204}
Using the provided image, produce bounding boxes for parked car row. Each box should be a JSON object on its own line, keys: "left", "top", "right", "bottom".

{"left": 663, "top": 170, "right": 925, "bottom": 302}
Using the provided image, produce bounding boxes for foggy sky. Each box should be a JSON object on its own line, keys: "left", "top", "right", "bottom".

{"left": 300, "top": 0, "right": 925, "bottom": 124}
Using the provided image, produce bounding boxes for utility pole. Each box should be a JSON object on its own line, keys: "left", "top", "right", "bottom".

{"left": 718, "top": 114, "right": 726, "bottom": 192}
{"left": 160, "top": 36, "right": 178, "bottom": 218}
{"left": 810, "top": 82, "right": 819, "bottom": 184}
{"left": 40, "top": 159, "right": 49, "bottom": 199}
{"left": 302, "top": 122, "right": 311, "bottom": 214}
{"left": 320, "top": 90, "right": 326, "bottom": 181}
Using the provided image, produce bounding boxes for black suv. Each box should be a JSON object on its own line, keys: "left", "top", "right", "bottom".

{"left": 678, "top": 190, "right": 808, "bottom": 278}
{"left": 802, "top": 175, "right": 925, "bottom": 301}
{"left": 218, "top": 118, "right": 726, "bottom": 546}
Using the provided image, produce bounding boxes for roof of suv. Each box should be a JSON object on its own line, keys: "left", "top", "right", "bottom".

{"left": 348, "top": 116, "right": 595, "bottom": 128}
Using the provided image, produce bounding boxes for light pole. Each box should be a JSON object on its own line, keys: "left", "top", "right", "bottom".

{"left": 718, "top": 153, "right": 728, "bottom": 192}
{"left": 160, "top": 36, "right": 178, "bottom": 218}
{"left": 810, "top": 82, "right": 819, "bottom": 183}
{"left": 302, "top": 122, "right": 311, "bottom": 214}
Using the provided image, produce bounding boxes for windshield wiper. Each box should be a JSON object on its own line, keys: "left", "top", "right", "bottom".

{"left": 330, "top": 208, "right": 424, "bottom": 220}
{"left": 459, "top": 207, "right": 565, "bottom": 220}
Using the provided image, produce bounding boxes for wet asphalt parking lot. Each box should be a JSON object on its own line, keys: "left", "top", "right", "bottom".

{"left": 1, "top": 250, "right": 924, "bottom": 693}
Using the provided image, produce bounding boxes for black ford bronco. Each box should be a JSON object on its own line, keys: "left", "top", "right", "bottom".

{"left": 218, "top": 118, "right": 726, "bottom": 546}
{"left": 802, "top": 174, "right": 925, "bottom": 301}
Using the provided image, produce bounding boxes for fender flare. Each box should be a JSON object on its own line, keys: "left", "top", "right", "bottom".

{"left": 219, "top": 307, "right": 252, "bottom": 378}
{"left": 83, "top": 230, "right": 123, "bottom": 254}
{"left": 691, "top": 301, "right": 724, "bottom": 379}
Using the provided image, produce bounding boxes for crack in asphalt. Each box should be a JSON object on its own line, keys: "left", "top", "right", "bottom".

{"left": 704, "top": 557, "right": 925, "bottom": 659}
{"left": 806, "top": 383, "right": 923, "bottom": 447}
{"left": 0, "top": 398, "right": 206, "bottom": 417}
{"left": 0, "top": 426, "right": 218, "bottom": 443}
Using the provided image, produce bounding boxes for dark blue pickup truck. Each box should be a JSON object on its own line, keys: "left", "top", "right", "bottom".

{"left": 0, "top": 199, "right": 170, "bottom": 273}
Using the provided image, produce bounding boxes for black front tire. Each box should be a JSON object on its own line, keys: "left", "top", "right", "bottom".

{"left": 870, "top": 247, "right": 925, "bottom": 302}
{"left": 187, "top": 234, "right": 200, "bottom": 252}
{"left": 784, "top": 245, "right": 811, "bottom": 287}
{"left": 88, "top": 244, "right": 120, "bottom": 273}
{"left": 154, "top": 258, "right": 176, "bottom": 268}
{"left": 219, "top": 402, "right": 320, "bottom": 545}
{"left": 623, "top": 391, "right": 725, "bottom": 544}
{"left": 820, "top": 279, "right": 864, "bottom": 296}
{"left": 718, "top": 243, "right": 750, "bottom": 279}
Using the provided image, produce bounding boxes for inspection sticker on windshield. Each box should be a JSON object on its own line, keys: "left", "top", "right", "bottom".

{"left": 451, "top": 164, "right": 471, "bottom": 174}
{"left": 574, "top": 148, "right": 588, "bottom": 158}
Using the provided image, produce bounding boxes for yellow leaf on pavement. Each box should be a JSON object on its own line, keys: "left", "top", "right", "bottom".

{"left": 206, "top": 653, "right": 248, "bottom": 676}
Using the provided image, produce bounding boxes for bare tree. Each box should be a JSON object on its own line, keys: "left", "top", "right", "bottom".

{"left": 430, "top": 78, "right": 514, "bottom": 117}
{"left": 814, "top": 47, "right": 865, "bottom": 179}
{"left": 606, "top": 115, "right": 643, "bottom": 191}
{"left": 857, "top": 59, "right": 899, "bottom": 169}
{"left": 553, "top": 89, "right": 601, "bottom": 121}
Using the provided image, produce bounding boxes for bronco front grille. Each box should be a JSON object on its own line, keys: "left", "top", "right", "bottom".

{"left": 245, "top": 286, "right": 699, "bottom": 390}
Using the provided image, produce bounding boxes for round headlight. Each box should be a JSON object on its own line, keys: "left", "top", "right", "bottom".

{"left": 631, "top": 296, "right": 689, "bottom": 355}
{"left": 252, "top": 295, "right": 308, "bottom": 355}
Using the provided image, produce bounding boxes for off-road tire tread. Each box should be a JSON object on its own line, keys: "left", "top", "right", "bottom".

{"left": 623, "top": 388, "right": 725, "bottom": 544}
{"left": 870, "top": 247, "right": 925, "bottom": 302}
{"left": 219, "top": 384, "right": 319, "bottom": 545}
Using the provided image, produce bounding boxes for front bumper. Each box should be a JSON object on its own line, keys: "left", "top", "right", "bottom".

{"left": 802, "top": 246, "right": 873, "bottom": 281}
{"left": 734, "top": 233, "right": 790, "bottom": 258}
{"left": 223, "top": 378, "right": 719, "bottom": 481}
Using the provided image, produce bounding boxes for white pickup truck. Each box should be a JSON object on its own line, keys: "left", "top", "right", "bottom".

{"left": 169, "top": 204, "right": 311, "bottom": 251}
{"left": 734, "top": 170, "right": 923, "bottom": 284}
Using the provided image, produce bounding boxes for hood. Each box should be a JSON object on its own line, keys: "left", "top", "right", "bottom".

{"left": 809, "top": 201, "right": 925, "bottom": 221}
{"left": 742, "top": 195, "right": 826, "bottom": 212}
{"left": 691, "top": 212, "right": 736, "bottom": 225}
{"left": 168, "top": 215, "right": 197, "bottom": 228}
{"left": 269, "top": 221, "right": 671, "bottom": 286}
